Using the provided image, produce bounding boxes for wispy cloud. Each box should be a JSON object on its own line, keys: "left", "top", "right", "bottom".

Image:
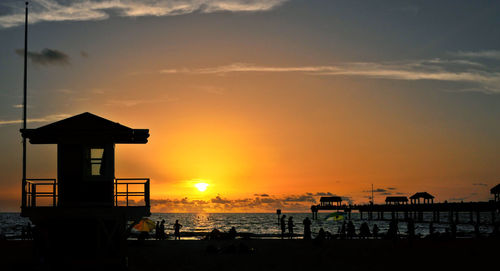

{"left": 159, "top": 58, "right": 500, "bottom": 93}
{"left": 0, "top": 0, "right": 288, "bottom": 28}
{"left": 151, "top": 192, "right": 345, "bottom": 212}
{"left": 15, "top": 48, "right": 69, "bottom": 66}
{"left": 0, "top": 114, "right": 71, "bottom": 126}
{"left": 451, "top": 50, "right": 500, "bottom": 60}
{"left": 105, "top": 96, "right": 178, "bottom": 107}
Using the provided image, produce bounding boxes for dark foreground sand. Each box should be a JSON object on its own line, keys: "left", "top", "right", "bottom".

{"left": 1, "top": 239, "right": 499, "bottom": 271}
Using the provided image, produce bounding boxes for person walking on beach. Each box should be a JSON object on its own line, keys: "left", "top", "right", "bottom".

{"left": 346, "top": 221, "right": 356, "bottom": 239}
{"left": 174, "top": 220, "right": 182, "bottom": 240}
{"left": 474, "top": 222, "right": 480, "bottom": 238}
{"left": 288, "top": 216, "right": 295, "bottom": 239}
{"left": 155, "top": 221, "right": 161, "bottom": 240}
{"left": 280, "top": 215, "right": 287, "bottom": 239}
{"left": 159, "top": 219, "right": 166, "bottom": 240}
{"left": 450, "top": 220, "right": 457, "bottom": 239}
{"left": 303, "top": 217, "right": 312, "bottom": 240}
{"left": 388, "top": 219, "right": 398, "bottom": 239}
{"left": 359, "top": 222, "right": 370, "bottom": 239}
{"left": 407, "top": 218, "right": 415, "bottom": 240}
{"left": 316, "top": 227, "right": 326, "bottom": 240}
{"left": 429, "top": 222, "right": 435, "bottom": 237}
{"left": 372, "top": 224, "right": 379, "bottom": 239}
{"left": 339, "top": 221, "right": 346, "bottom": 239}
{"left": 228, "top": 226, "right": 237, "bottom": 239}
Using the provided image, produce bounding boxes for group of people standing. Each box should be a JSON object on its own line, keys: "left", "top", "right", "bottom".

{"left": 155, "top": 219, "right": 182, "bottom": 240}
{"left": 279, "top": 215, "right": 304, "bottom": 239}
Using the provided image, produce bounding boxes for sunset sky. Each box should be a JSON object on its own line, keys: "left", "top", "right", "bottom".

{"left": 1, "top": 0, "right": 500, "bottom": 212}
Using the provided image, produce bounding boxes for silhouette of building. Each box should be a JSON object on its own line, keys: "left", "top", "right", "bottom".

{"left": 410, "top": 192, "right": 434, "bottom": 204}
{"left": 320, "top": 196, "right": 342, "bottom": 207}
{"left": 491, "top": 184, "right": 500, "bottom": 202}
{"left": 385, "top": 196, "right": 408, "bottom": 205}
{"left": 20, "top": 112, "right": 150, "bottom": 263}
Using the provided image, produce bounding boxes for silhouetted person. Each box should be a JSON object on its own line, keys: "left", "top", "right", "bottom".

{"left": 174, "top": 220, "right": 182, "bottom": 240}
{"left": 303, "top": 217, "right": 312, "bottom": 240}
{"left": 280, "top": 215, "right": 286, "bottom": 239}
{"left": 339, "top": 221, "right": 346, "bottom": 239}
{"left": 407, "top": 218, "right": 415, "bottom": 239}
{"left": 450, "top": 220, "right": 457, "bottom": 239}
{"left": 359, "top": 222, "right": 371, "bottom": 239}
{"left": 429, "top": 222, "right": 435, "bottom": 237}
{"left": 474, "top": 222, "right": 480, "bottom": 238}
{"left": 346, "top": 221, "right": 356, "bottom": 239}
{"left": 159, "top": 219, "right": 166, "bottom": 240}
{"left": 491, "top": 222, "right": 499, "bottom": 238}
{"left": 209, "top": 228, "right": 222, "bottom": 240}
{"left": 155, "top": 221, "right": 160, "bottom": 240}
{"left": 228, "top": 226, "right": 237, "bottom": 239}
{"left": 387, "top": 219, "right": 399, "bottom": 239}
{"left": 316, "top": 227, "right": 326, "bottom": 240}
{"left": 288, "top": 217, "right": 294, "bottom": 239}
{"left": 372, "top": 224, "right": 379, "bottom": 239}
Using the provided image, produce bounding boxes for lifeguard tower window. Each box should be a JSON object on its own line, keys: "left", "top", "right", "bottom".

{"left": 90, "top": 148, "right": 104, "bottom": 176}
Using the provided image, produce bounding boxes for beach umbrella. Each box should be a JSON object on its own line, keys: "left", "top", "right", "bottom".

{"left": 134, "top": 218, "right": 156, "bottom": 232}
{"left": 325, "top": 212, "right": 345, "bottom": 221}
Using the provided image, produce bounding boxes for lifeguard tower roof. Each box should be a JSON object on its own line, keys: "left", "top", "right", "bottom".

{"left": 21, "top": 112, "right": 149, "bottom": 144}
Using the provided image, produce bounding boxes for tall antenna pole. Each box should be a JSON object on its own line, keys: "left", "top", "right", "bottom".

{"left": 371, "top": 184, "right": 374, "bottom": 204}
{"left": 21, "top": 1, "right": 28, "bottom": 209}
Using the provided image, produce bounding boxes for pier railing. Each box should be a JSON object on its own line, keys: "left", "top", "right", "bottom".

{"left": 114, "top": 178, "right": 150, "bottom": 207}
{"left": 25, "top": 178, "right": 57, "bottom": 207}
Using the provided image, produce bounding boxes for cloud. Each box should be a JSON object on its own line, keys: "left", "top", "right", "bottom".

{"left": 0, "top": 113, "right": 71, "bottom": 126}
{"left": 0, "top": 0, "right": 288, "bottom": 28}
{"left": 80, "top": 50, "right": 89, "bottom": 58}
{"left": 15, "top": 48, "right": 69, "bottom": 66}
{"left": 314, "top": 192, "right": 334, "bottom": 196}
{"left": 211, "top": 195, "right": 231, "bottom": 204}
{"left": 158, "top": 59, "right": 500, "bottom": 93}
{"left": 254, "top": 193, "right": 269, "bottom": 197}
{"left": 451, "top": 50, "right": 500, "bottom": 60}
{"left": 105, "top": 96, "right": 178, "bottom": 107}
{"left": 472, "top": 183, "right": 488, "bottom": 186}
{"left": 150, "top": 192, "right": 347, "bottom": 212}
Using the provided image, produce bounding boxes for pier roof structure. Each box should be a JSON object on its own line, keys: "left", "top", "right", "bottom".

{"left": 319, "top": 196, "right": 342, "bottom": 207}
{"left": 491, "top": 184, "right": 500, "bottom": 202}
{"left": 410, "top": 192, "right": 434, "bottom": 204}
{"left": 385, "top": 196, "right": 408, "bottom": 205}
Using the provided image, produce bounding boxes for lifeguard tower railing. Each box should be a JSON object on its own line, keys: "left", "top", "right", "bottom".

{"left": 25, "top": 179, "right": 57, "bottom": 207}
{"left": 23, "top": 178, "right": 150, "bottom": 208}
{"left": 114, "top": 178, "right": 150, "bottom": 207}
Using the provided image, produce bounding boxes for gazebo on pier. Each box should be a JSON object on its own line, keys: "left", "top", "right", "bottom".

{"left": 385, "top": 196, "right": 408, "bottom": 205}
{"left": 319, "top": 196, "right": 343, "bottom": 207}
{"left": 410, "top": 192, "right": 435, "bottom": 204}
{"left": 491, "top": 184, "right": 500, "bottom": 202}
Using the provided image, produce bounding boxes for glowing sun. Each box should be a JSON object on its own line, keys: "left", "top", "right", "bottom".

{"left": 194, "top": 182, "right": 209, "bottom": 192}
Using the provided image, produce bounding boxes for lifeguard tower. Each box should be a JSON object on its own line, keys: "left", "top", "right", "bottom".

{"left": 20, "top": 112, "right": 150, "bottom": 263}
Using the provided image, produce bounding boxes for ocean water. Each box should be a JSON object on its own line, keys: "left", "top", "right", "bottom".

{"left": 1, "top": 212, "right": 496, "bottom": 240}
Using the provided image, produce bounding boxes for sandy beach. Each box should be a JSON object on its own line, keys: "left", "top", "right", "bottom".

{"left": 1, "top": 238, "right": 499, "bottom": 271}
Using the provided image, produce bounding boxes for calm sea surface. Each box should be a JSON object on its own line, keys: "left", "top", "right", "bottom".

{"left": 0, "top": 212, "right": 495, "bottom": 239}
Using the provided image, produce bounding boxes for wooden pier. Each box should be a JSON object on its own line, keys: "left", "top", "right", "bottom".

{"left": 311, "top": 189, "right": 500, "bottom": 225}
